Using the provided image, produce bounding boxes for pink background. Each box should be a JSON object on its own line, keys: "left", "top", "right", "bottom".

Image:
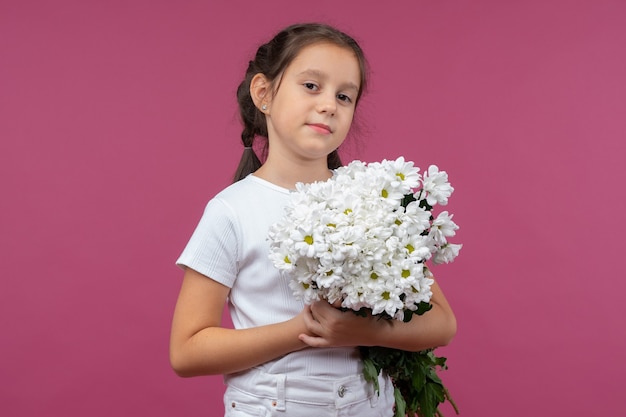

{"left": 2, "top": 1, "right": 625, "bottom": 416}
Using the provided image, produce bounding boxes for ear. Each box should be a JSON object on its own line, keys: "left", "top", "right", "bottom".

{"left": 250, "top": 73, "right": 271, "bottom": 113}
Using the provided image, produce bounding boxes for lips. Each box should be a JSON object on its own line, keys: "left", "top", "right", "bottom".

{"left": 307, "top": 123, "right": 332, "bottom": 134}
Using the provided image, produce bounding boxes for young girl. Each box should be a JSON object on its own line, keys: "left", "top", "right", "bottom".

{"left": 170, "top": 23, "right": 457, "bottom": 416}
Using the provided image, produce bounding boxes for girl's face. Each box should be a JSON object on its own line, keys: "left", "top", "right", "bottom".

{"left": 264, "top": 42, "right": 361, "bottom": 164}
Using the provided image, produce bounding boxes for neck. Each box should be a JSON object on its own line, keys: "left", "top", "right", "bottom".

{"left": 254, "top": 154, "right": 332, "bottom": 189}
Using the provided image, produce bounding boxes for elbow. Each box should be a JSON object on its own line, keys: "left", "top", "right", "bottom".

{"left": 439, "top": 313, "right": 457, "bottom": 347}
{"left": 171, "top": 364, "right": 194, "bottom": 378}
{"left": 170, "top": 351, "right": 192, "bottom": 378}
{"left": 170, "top": 344, "right": 222, "bottom": 377}
{"left": 169, "top": 346, "right": 201, "bottom": 378}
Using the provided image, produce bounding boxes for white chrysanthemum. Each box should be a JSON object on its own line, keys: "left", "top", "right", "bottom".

{"left": 404, "top": 201, "right": 432, "bottom": 231}
{"left": 268, "top": 246, "right": 295, "bottom": 271}
{"left": 422, "top": 165, "right": 454, "bottom": 206}
{"left": 403, "top": 234, "right": 434, "bottom": 262}
{"left": 369, "top": 279, "right": 405, "bottom": 317}
{"left": 429, "top": 211, "right": 459, "bottom": 245}
{"left": 288, "top": 271, "right": 320, "bottom": 302}
{"left": 290, "top": 225, "right": 327, "bottom": 258}
{"left": 433, "top": 243, "right": 463, "bottom": 265}
{"left": 315, "top": 264, "right": 346, "bottom": 289}
{"left": 383, "top": 157, "right": 421, "bottom": 191}
{"left": 340, "top": 279, "right": 371, "bottom": 311}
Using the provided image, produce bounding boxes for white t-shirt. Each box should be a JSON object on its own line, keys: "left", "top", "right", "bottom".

{"left": 176, "top": 174, "right": 362, "bottom": 378}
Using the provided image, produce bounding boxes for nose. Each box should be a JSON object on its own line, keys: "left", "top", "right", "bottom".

{"left": 316, "top": 93, "right": 336, "bottom": 116}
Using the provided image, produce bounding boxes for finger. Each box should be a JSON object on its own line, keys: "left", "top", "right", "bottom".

{"left": 311, "top": 300, "right": 335, "bottom": 320}
{"left": 302, "top": 305, "right": 324, "bottom": 334}
{"left": 299, "top": 333, "right": 329, "bottom": 348}
{"left": 330, "top": 299, "right": 343, "bottom": 308}
{"left": 312, "top": 300, "right": 345, "bottom": 325}
{"left": 304, "top": 304, "right": 316, "bottom": 322}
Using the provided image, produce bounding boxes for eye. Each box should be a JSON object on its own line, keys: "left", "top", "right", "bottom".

{"left": 303, "top": 82, "right": 318, "bottom": 91}
{"left": 337, "top": 93, "right": 353, "bottom": 104}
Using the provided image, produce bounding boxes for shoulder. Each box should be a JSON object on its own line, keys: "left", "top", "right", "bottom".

{"left": 212, "top": 175, "right": 291, "bottom": 207}
{"left": 206, "top": 175, "right": 293, "bottom": 228}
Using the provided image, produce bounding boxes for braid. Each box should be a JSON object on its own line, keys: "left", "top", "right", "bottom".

{"left": 233, "top": 61, "right": 264, "bottom": 182}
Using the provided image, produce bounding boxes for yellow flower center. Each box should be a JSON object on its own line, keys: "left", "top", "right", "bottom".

{"left": 304, "top": 235, "right": 314, "bottom": 245}
{"left": 402, "top": 269, "right": 411, "bottom": 278}
{"left": 381, "top": 189, "right": 389, "bottom": 198}
{"left": 382, "top": 291, "right": 390, "bottom": 300}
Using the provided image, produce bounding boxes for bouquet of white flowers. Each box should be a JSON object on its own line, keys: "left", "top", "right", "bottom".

{"left": 268, "top": 157, "right": 461, "bottom": 417}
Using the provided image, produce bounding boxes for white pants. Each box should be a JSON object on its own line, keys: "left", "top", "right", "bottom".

{"left": 224, "top": 369, "right": 395, "bottom": 416}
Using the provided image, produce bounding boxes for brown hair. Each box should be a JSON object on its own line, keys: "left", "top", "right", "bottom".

{"left": 233, "top": 23, "right": 368, "bottom": 182}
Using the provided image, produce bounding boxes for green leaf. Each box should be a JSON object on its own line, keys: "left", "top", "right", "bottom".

{"left": 415, "top": 301, "right": 433, "bottom": 315}
{"left": 401, "top": 193, "right": 417, "bottom": 207}
{"left": 393, "top": 387, "right": 406, "bottom": 417}
{"left": 419, "top": 198, "right": 433, "bottom": 211}
{"left": 428, "top": 351, "right": 448, "bottom": 369}
{"left": 362, "top": 357, "right": 381, "bottom": 392}
{"left": 403, "top": 309, "right": 414, "bottom": 322}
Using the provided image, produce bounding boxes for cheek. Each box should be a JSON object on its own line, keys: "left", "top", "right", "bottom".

{"left": 341, "top": 112, "right": 356, "bottom": 131}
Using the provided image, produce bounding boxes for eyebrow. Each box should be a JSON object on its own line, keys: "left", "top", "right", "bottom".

{"left": 296, "top": 69, "right": 360, "bottom": 92}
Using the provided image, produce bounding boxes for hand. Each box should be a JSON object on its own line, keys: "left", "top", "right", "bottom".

{"left": 298, "top": 300, "right": 382, "bottom": 348}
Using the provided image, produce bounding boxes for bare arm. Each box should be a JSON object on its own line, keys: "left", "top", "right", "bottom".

{"left": 169, "top": 268, "right": 310, "bottom": 377}
{"left": 299, "top": 280, "right": 456, "bottom": 352}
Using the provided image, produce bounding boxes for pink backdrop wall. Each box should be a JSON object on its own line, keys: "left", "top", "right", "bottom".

{"left": 2, "top": 1, "right": 625, "bottom": 416}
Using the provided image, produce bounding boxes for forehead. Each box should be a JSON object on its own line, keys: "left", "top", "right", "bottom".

{"left": 285, "top": 42, "right": 361, "bottom": 88}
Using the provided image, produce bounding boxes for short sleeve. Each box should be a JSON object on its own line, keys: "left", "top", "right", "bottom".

{"left": 175, "top": 197, "right": 240, "bottom": 288}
